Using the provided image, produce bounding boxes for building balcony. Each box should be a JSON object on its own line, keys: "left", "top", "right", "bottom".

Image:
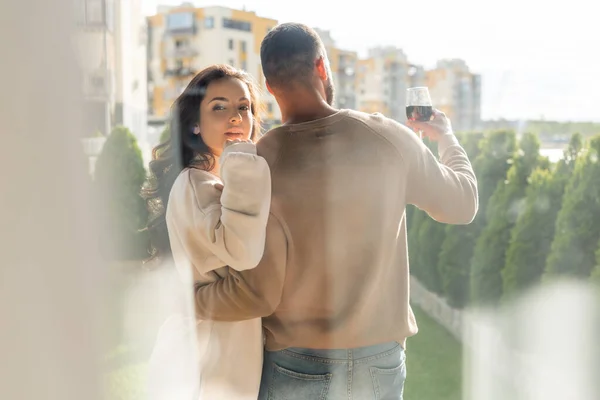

{"left": 165, "top": 47, "right": 199, "bottom": 58}
{"left": 163, "top": 26, "right": 197, "bottom": 37}
{"left": 164, "top": 67, "right": 196, "bottom": 78}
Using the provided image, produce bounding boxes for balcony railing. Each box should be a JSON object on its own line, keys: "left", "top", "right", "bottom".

{"left": 165, "top": 47, "right": 199, "bottom": 58}
{"left": 164, "top": 67, "right": 196, "bottom": 78}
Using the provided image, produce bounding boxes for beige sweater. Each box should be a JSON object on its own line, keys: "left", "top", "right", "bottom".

{"left": 164, "top": 141, "right": 271, "bottom": 399}
{"left": 166, "top": 141, "right": 272, "bottom": 284}
{"left": 193, "top": 110, "right": 478, "bottom": 351}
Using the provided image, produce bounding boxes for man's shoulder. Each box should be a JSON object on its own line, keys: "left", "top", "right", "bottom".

{"left": 257, "top": 125, "right": 285, "bottom": 145}
{"left": 344, "top": 109, "right": 387, "bottom": 125}
{"left": 256, "top": 111, "right": 418, "bottom": 161}
{"left": 256, "top": 126, "right": 287, "bottom": 166}
{"left": 344, "top": 109, "right": 420, "bottom": 149}
{"left": 344, "top": 109, "right": 406, "bottom": 133}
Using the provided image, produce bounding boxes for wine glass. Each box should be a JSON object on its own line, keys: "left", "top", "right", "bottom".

{"left": 406, "top": 87, "right": 433, "bottom": 122}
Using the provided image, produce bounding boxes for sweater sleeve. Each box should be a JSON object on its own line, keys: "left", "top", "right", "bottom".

{"left": 193, "top": 212, "right": 288, "bottom": 321}
{"left": 405, "top": 132, "right": 479, "bottom": 224}
{"left": 170, "top": 141, "right": 272, "bottom": 272}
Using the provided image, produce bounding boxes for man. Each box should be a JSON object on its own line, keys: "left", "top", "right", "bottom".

{"left": 194, "top": 23, "right": 478, "bottom": 399}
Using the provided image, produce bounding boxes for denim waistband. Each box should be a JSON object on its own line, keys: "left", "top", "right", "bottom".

{"left": 279, "top": 341, "right": 401, "bottom": 361}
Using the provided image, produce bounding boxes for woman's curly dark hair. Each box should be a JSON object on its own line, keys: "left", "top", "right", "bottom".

{"left": 141, "top": 64, "right": 262, "bottom": 262}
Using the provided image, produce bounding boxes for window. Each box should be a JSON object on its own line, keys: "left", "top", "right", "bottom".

{"left": 267, "top": 103, "right": 273, "bottom": 113}
{"left": 76, "top": 0, "right": 113, "bottom": 29}
{"left": 222, "top": 18, "right": 251, "bottom": 32}
{"left": 228, "top": 59, "right": 235, "bottom": 67}
{"left": 240, "top": 41, "right": 247, "bottom": 53}
{"left": 204, "top": 16, "right": 214, "bottom": 29}
{"left": 241, "top": 61, "right": 247, "bottom": 71}
{"left": 176, "top": 59, "right": 183, "bottom": 69}
{"left": 166, "top": 12, "right": 194, "bottom": 32}
{"left": 228, "top": 39, "right": 234, "bottom": 50}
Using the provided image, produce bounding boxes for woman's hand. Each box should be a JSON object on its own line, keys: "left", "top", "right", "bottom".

{"left": 224, "top": 138, "right": 253, "bottom": 149}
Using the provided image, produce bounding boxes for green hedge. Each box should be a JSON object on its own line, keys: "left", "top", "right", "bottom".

{"left": 95, "top": 126, "right": 149, "bottom": 261}
{"left": 409, "top": 130, "right": 599, "bottom": 308}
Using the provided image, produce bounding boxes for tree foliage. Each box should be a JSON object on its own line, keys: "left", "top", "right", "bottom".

{"left": 502, "top": 133, "right": 583, "bottom": 299}
{"left": 95, "top": 126, "right": 149, "bottom": 260}
{"left": 470, "top": 133, "right": 547, "bottom": 305}
{"left": 544, "top": 135, "right": 600, "bottom": 280}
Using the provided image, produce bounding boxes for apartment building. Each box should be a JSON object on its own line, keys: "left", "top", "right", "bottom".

{"left": 427, "top": 59, "right": 481, "bottom": 132}
{"left": 146, "top": 6, "right": 480, "bottom": 133}
{"left": 75, "top": 0, "right": 149, "bottom": 168}
{"left": 147, "top": 5, "right": 281, "bottom": 129}
{"left": 114, "top": 0, "right": 149, "bottom": 153}
{"left": 314, "top": 29, "right": 359, "bottom": 110}
{"left": 75, "top": 0, "right": 116, "bottom": 137}
{"left": 355, "top": 47, "right": 426, "bottom": 122}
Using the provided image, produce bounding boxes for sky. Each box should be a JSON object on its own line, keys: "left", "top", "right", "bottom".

{"left": 143, "top": 0, "right": 600, "bottom": 122}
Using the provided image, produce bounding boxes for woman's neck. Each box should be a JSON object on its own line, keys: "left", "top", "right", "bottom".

{"left": 209, "top": 155, "right": 220, "bottom": 178}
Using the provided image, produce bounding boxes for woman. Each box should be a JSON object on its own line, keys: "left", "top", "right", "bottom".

{"left": 142, "top": 65, "right": 271, "bottom": 399}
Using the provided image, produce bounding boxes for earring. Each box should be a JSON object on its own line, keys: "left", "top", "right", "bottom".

{"left": 193, "top": 126, "right": 200, "bottom": 135}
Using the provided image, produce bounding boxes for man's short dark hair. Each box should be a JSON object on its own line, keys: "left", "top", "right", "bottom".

{"left": 260, "top": 23, "right": 324, "bottom": 89}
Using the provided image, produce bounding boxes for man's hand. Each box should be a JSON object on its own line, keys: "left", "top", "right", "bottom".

{"left": 406, "top": 109, "right": 453, "bottom": 141}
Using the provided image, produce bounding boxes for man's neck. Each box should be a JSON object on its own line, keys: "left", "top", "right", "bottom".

{"left": 282, "top": 106, "right": 338, "bottom": 125}
{"left": 276, "top": 89, "right": 338, "bottom": 125}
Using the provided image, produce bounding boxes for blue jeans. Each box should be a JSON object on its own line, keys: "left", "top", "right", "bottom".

{"left": 258, "top": 342, "right": 406, "bottom": 400}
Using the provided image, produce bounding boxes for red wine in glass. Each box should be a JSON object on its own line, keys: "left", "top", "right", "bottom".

{"left": 406, "top": 105, "right": 433, "bottom": 122}
{"left": 406, "top": 87, "right": 433, "bottom": 122}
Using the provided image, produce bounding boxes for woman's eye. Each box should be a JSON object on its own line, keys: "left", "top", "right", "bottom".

{"left": 212, "top": 105, "right": 225, "bottom": 111}
{"left": 239, "top": 105, "right": 250, "bottom": 111}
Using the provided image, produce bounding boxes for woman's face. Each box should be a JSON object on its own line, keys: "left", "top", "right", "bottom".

{"left": 198, "top": 77, "right": 253, "bottom": 156}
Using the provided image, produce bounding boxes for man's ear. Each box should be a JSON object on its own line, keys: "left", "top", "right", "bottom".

{"left": 266, "top": 80, "right": 274, "bottom": 95}
{"left": 315, "top": 57, "right": 328, "bottom": 81}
